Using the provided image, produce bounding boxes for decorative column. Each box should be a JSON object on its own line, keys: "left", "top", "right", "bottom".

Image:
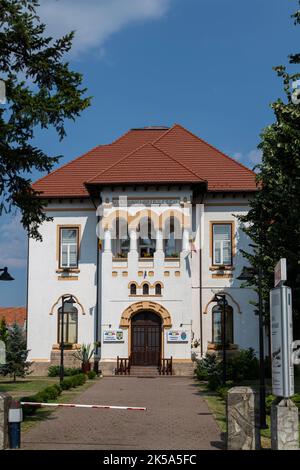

{"left": 0, "top": 393, "right": 12, "bottom": 450}
{"left": 155, "top": 229, "right": 163, "bottom": 253}
{"left": 271, "top": 398, "right": 299, "bottom": 450}
{"left": 182, "top": 228, "right": 190, "bottom": 252}
{"left": 104, "top": 229, "right": 112, "bottom": 252}
{"left": 129, "top": 229, "right": 138, "bottom": 253}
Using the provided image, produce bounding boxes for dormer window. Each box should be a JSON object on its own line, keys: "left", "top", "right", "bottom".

{"left": 59, "top": 227, "right": 79, "bottom": 269}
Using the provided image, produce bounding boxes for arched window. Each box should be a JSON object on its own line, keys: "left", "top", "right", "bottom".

{"left": 155, "top": 283, "right": 162, "bottom": 295}
{"left": 142, "top": 283, "right": 149, "bottom": 295}
{"left": 138, "top": 217, "right": 156, "bottom": 258}
{"left": 112, "top": 218, "right": 130, "bottom": 258}
{"left": 163, "top": 216, "right": 182, "bottom": 258}
{"left": 212, "top": 304, "right": 233, "bottom": 345}
{"left": 58, "top": 305, "right": 78, "bottom": 345}
{"left": 130, "top": 283, "right": 137, "bottom": 295}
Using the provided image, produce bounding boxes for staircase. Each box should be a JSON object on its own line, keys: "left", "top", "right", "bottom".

{"left": 129, "top": 366, "right": 160, "bottom": 377}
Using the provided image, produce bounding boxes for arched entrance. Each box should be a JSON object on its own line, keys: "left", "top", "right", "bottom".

{"left": 131, "top": 311, "right": 162, "bottom": 366}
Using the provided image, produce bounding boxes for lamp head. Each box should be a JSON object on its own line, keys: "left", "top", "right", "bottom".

{"left": 0, "top": 267, "right": 14, "bottom": 281}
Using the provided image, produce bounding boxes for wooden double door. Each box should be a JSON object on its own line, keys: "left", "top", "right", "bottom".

{"left": 131, "top": 311, "right": 162, "bottom": 366}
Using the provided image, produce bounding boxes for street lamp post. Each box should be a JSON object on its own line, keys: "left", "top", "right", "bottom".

{"left": 237, "top": 266, "right": 267, "bottom": 429}
{"left": 59, "top": 295, "right": 76, "bottom": 385}
{"left": 212, "top": 293, "right": 227, "bottom": 385}
{"left": 0, "top": 267, "right": 14, "bottom": 281}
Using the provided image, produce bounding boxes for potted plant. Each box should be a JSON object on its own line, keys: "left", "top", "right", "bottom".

{"left": 73, "top": 343, "right": 95, "bottom": 373}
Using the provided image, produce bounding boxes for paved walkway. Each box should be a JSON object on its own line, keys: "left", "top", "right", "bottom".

{"left": 22, "top": 377, "right": 222, "bottom": 450}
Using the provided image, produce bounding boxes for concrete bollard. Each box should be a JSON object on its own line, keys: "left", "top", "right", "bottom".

{"left": 271, "top": 398, "right": 299, "bottom": 450}
{"left": 0, "top": 392, "right": 12, "bottom": 450}
{"left": 227, "top": 386, "right": 260, "bottom": 450}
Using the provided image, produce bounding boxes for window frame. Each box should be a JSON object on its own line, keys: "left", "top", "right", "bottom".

{"left": 58, "top": 226, "right": 80, "bottom": 270}
{"left": 212, "top": 304, "right": 234, "bottom": 345}
{"left": 211, "top": 222, "right": 234, "bottom": 267}
{"left": 57, "top": 306, "right": 78, "bottom": 345}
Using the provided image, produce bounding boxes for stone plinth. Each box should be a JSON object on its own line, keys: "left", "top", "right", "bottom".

{"left": 227, "top": 386, "right": 260, "bottom": 450}
{"left": 0, "top": 393, "right": 12, "bottom": 450}
{"left": 271, "top": 398, "right": 299, "bottom": 450}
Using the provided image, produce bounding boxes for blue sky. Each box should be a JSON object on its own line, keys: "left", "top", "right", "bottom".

{"left": 0, "top": 0, "right": 298, "bottom": 306}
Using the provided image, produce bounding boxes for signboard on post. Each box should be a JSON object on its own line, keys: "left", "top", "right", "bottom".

{"left": 274, "top": 258, "right": 287, "bottom": 288}
{"left": 270, "top": 286, "right": 294, "bottom": 397}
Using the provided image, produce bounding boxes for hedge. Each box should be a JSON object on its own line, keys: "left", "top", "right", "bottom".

{"left": 21, "top": 373, "right": 87, "bottom": 417}
{"left": 48, "top": 365, "right": 82, "bottom": 377}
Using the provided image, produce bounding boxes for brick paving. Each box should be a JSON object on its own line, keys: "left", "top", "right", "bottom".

{"left": 22, "top": 377, "right": 222, "bottom": 450}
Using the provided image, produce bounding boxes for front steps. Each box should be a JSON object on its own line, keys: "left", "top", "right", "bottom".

{"left": 129, "top": 366, "right": 160, "bottom": 377}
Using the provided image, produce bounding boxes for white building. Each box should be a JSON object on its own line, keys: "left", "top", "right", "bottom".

{"left": 27, "top": 124, "right": 259, "bottom": 375}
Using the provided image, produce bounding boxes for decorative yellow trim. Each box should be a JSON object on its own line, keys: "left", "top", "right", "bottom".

{"left": 120, "top": 301, "right": 172, "bottom": 328}
{"left": 49, "top": 294, "right": 85, "bottom": 315}
{"left": 56, "top": 268, "right": 80, "bottom": 273}
{"left": 212, "top": 274, "right": 233, "bottom": 279}
{"left": 112, "top": 271, "right": 118, "bottom": 277}
{"left": 128, "top": 281, "right": 139, "bottom": 289}
{"left": 203, "top": 292, "right": 241, "bottom": 315}
{"left": 122, "top": 271, "right": 128, "bottom": 277}
{"left": 57, "top": 276, "right": 79, "bottom": 281}
{"left": 153, "top": 281, "right": 164, "bottom": 289}
{"left": 148, "top": 271, "right": 154, "bottom": 277}
{"left": 138, "top": 271, "right": 143, "bottom": 277}
{"left": 175, "top": 271, "right": 181, "bottom": 277}
{"left": 164, "top": 271, "right": 170, "bottom": 277}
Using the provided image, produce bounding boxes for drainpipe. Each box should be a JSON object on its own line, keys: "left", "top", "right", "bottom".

{"left": 90, "top": 195, "right": 102, "bottom": 360}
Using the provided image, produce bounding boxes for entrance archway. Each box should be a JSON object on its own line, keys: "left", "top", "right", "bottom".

{"left": 131, "top": 311, "right": 161, "bottom": 366}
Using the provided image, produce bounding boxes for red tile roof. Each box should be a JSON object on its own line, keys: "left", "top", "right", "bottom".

{"left": 32, "top": 124, "right": 256, "bottom": 196}
{"left": 0, "top": 307, "right": 27, "bottom": 327}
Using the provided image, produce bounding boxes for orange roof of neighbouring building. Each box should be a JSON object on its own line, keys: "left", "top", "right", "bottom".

{"left": 0, "top": 307, "right": 27, "bottom": 327}
{"left": 32, "top": 124, "right": 257, "bottom": 197}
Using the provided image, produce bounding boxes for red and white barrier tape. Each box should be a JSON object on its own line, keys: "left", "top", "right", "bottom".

{"left": 20, "top": 402, "right": 146, "bottom": 411}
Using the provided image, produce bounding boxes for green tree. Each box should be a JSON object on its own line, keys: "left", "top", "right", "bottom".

{"left": 0, "top": 318, "right": 8, "bottom": 343}
{"left": 239, "top": 3, "right": 300, "bottom": 336}
{"left": 0, "top": 0, "right": 90, "bottom": 239}
{"left": 0, "top": 322, "right": 31, "bottom": 381}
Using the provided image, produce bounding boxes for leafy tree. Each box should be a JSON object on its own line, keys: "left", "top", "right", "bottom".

{"left": 239, "top": 2, "right": 300, "bottom": 337}
{"left": 0, "top": 322, "right": 31, "bottom": 381}
{"left": 0, "top": 317, "right": 8, "bottom": 343}
{"left": 0, "top": 0, "right": 90, "bottom": 239}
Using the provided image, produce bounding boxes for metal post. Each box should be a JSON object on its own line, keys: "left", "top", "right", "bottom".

{"left": 222, "top": 295, "right": 227, "bottom": 385}
{"left": 258, "top": 265, "right": 267, "bottom": 429}
{"left": 59, "top": 296, "right": 65, "bottom": 385}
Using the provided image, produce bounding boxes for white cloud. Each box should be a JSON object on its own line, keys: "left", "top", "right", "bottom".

{"left": 0, "top": 214, "right": 27, "bottom": 269}
{"left": 233, "top": 149, "right": 262, "bottom": 168}
{"left": 38, "top": 0, "right": 171, "bottom": 57}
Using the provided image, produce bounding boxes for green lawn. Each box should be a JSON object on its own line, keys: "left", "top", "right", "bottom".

{"left": 196, "top": 378, "right": 300, "bottom": 450}
{"left": 0, "top": 375, "right": 100, "bottom": 433}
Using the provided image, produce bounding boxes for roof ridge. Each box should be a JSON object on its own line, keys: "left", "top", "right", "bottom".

{"left": 32, "top": 143, "right": 103, "bottom": 188}
{"left": 172, "top": 123, "right": 256, "bottom": 177}
{"left": 151, "top": 143, "right": 206, "bottom": 182}
{"left": 86, "top": 141, "right": 154, "bottom": 184}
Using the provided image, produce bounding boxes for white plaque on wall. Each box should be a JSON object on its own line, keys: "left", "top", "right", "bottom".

{"left": 167, "top": 330, "right": 188, "bottom": 343}
{"left": 103, "top": 330, "right": 124, "bottom": 343}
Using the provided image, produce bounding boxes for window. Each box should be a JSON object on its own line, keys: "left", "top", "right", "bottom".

{"left": 112, "top": 218, "right": 129, "bottom": 258}
{"left": 212, "top": 223, "right": 232, "bottom": 266}
{"left": 155, "top": 283, "right": 162, "bottom": 295}
{"left": 130, "top": 283, "right": 137, "bottom": 295}
{"left": 138, "top": 218, "right": 156, "bottom": 258}
{"left": 58, "top": 306, "right": 78, "bottom": 344}
{"left": 212, "top": 304, "right": 233, "bottom": 345}
{"left": 142, "top": 283, "right": 149, "bottom": 295}
{"left": 60, "top": 228, "right": 79, "bottom": 268}
{"left": 164, "top": 217, "right": 182, "bottom": 258}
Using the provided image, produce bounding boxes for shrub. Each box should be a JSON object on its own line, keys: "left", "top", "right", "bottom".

{"left": 227, "top": 348, "right": 259, "bottom": 383}
{"left": 48, "top": 365, "right": 82, "bottom": 377}
{"left": 195, "top": 353, "right": 221, "bottom": 381}
{"left": 216, "top": 381, "right": 234, "bottom": 400}
{"left": 87, "top": 370, "right": 97, "bottom": 380}
{"left": 60, "top": 373, "right": 86, "bottom": 390}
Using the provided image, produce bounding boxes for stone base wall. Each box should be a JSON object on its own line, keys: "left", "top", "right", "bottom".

{"left": 50, "top": 350, "right": 82, "bottom": 368}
